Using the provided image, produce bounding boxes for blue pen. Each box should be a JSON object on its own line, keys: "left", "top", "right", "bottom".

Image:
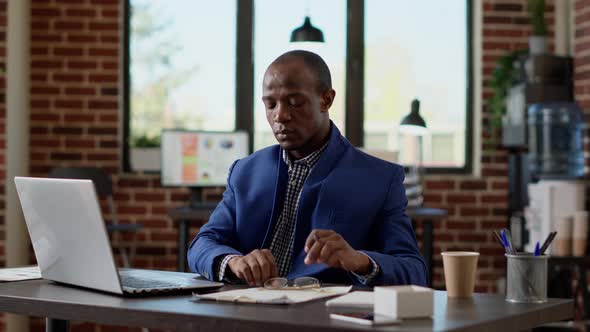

{"left": 500, "top": 230, "right": 512, "bottom": 255}
{"left": 534, "top": 242, "right": 540, "bottom": 256}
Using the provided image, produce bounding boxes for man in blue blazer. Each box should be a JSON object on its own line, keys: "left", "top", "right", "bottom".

{"left": 188, "top": 50, "right": 427, "bottom": 286}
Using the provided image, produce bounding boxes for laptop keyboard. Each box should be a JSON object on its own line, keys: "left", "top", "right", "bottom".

{"left": 120, "top": 275, "right": 184, "bottom": 290}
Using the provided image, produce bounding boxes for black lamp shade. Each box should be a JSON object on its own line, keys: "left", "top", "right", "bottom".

{"left": 399, "top": 99, "right": 427, "bottom": 135}
{"left": 400, "top": 99, "right": 426, "bottom": 128}
{"left": 290, "top": 16, "right": 324, "bottom": 42}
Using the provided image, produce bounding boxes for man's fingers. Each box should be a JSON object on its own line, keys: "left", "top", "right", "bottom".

{"left": 304, "top": 229, "right": 333, "bottom": 252}
{"left": 254, "top": 251, "right": 272, "bottom": 282}
{"left": 234, "top": 250, "right": 279, "bottom": 285}
{"left": 245, "top": 256, "right": 263, "bottom": 285}
{"left": 318, "top": 240, "right": 343, "bottom": 264}
{"left": 305, "top": 239, "right": 325, "bottom": 264}
{"left": 261, "top": 250, "right": 279, "bottom": 278}
{"left": 304, "top": 231, "right": 318, "bottom": 253}
{"left": 239, "top": 263, "right": 255, "bottom": 285}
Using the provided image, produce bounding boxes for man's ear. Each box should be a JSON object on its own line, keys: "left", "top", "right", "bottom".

{"left": 320, "top": 89, "right": 336, "bottom": 112}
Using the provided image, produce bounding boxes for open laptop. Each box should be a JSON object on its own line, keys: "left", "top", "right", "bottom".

{"left": 14, "top": 176, "right": 224, "bottom": 296}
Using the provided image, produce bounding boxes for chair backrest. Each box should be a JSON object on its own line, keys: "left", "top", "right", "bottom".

{"left": 48, "top": 167, "right": 113, "bottom": 197}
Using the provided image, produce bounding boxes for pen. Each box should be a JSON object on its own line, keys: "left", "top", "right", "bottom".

{"left": 500, "top": 230, "right": 513, "bottom": 255}
{"left": 492, "top": 231, "right": 504, "bottom": 248}
{"left": 534, "top": 242, "right": 540, "bottom": 256}
{"left": 539, "top": 231, "right": 558, "bottom": 255}
{"left": 493, "top": 230, "right": 508, "bottom": 253}
{"left": 503, "top": 228, "right": 516, "bottom": 255}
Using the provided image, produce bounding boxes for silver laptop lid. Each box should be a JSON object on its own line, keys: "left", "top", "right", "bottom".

{"left": 14, "top": 177, "right": 124, "bottom": 294}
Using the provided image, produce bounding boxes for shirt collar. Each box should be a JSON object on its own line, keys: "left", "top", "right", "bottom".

{"left": 282, "top": 140, "right": 329, "bottom": 170}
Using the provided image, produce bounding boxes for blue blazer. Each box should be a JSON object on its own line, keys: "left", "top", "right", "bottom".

{"left": 187, "top": 125, "right": 427, "bottom": 286}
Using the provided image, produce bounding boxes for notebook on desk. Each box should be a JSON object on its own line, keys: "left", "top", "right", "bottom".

{"left": 14, "top": 177, "right": 224, "bottom": 296}
{"left": 194, "top": 286, "right": 352, "bottom": 304}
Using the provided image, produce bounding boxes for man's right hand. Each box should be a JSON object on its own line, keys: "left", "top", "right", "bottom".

{"left": 227, "top": 249, "right": 278, "bottom": 286}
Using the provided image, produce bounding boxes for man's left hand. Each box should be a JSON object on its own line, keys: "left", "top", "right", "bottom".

{"left": 304, "top": 229, "right": 371, "bottom": 274}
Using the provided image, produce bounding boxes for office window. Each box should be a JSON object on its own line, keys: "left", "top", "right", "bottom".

{"left": 128, "top": 0, "right": 236, "bottom": 142}
{"left": 364, "top": 0, "right": 469, "bottom": 169}
{"left": 253, "top": 0, "right": 347, "bottom": 150}
{"left": 124, "top": 1, "right": 472, "bottom": 173}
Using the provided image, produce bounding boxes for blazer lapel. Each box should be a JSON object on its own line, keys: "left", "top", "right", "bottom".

{"left": 291, "top": 124, "right": 349, "bottom": 257}
{"left": 261, "top": 147, "right": 288, "bottom": 248}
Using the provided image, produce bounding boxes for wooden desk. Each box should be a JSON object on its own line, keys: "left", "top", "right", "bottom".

{"left": 0, "top": 280, "right": 573, "bottom": 332}
{"left": 170, "top": 205, "right": 446, "bottom": 287}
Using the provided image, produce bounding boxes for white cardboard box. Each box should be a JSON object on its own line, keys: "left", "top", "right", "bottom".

{"left": 374, "top": 285, "right": 433, "bottom": 319}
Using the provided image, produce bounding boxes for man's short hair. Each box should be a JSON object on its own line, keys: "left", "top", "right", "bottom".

{"left": 271, "top": 50, "right": 332, "bottom": 93}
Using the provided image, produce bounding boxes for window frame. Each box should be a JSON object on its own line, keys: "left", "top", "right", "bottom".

{"left": 123, "top": 0, "right": 473, "bottom": 174}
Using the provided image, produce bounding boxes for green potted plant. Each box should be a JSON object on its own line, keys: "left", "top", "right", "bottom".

{"left": 527, "top": 0, "right": 547, "bottom": 54}
{"left": 130, "top": 133, "right": 161, "bottom": 172}
{"left": 487, "top": 49, "right": 527, "bottom": 143}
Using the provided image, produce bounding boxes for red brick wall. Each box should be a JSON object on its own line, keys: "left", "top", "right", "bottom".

{"left": 27, "top": 1, "right": 188, "bottom": 331}
{"left": 424, "top": 0, "right": 555, "bottom": 292}
{"left": 576, "top": 2, "right": 590, "bottom": 110}
{"left": 575, "top": 3, "right": 590, "bottom": 245}
{"left": 28, "top": 0, "right": 192, "bottom": 271}
{"left": 0, "top": 0, "right": 566, "bottom": 331}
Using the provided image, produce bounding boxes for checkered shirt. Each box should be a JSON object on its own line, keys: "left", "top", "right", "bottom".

{"left": 269, "top": 144, "right": 328, "bottom": 276}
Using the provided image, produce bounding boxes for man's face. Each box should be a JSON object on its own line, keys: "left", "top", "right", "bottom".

{"left": 262, "top": 60, "right": 331, "bottom": 151}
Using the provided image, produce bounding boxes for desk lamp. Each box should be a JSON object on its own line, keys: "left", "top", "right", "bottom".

{"left": 399, "top": 99, "right": 428, "bottom": 207}
{"left": 400, "top": 99, "right": 427, "bottom": 135}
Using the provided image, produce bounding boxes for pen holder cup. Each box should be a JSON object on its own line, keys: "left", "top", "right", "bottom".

{"left": 505, "top": 254, "right": 548, "bottom": 303}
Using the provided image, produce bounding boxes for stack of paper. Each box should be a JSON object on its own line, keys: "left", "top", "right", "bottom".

{"left": 0, "top": 266, "right": 41, "bottom": 282}
{"left": 193, "top": 286, "right": 352, "bottom": 305}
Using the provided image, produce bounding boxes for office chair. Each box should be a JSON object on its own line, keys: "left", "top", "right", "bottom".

{"left": 47, "top": 167, "right": 143, "bottom": 268}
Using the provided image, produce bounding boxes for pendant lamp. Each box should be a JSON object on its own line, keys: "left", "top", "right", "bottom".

{"left": 290, "top": 16, "right": 324, "bottom": 42}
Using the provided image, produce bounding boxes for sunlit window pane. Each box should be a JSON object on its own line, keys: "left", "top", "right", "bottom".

{"left": 364, "top": 0, "right": 467, "bottom": 168}
{"left": 254, "top": 0, "right": 346, "bottom": 151}
{"left": 129, "top": 0, "right": 236, "bottom": 142}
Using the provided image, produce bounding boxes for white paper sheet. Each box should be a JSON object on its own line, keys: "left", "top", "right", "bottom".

{"left": 0, "top": 266, "right": 41, "bottom": 282}
{"left": 325, "top": 291, "right": 374, "bottom": 309}
{"left": 193, "top": 286, "right": 352, "bottom": 305}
